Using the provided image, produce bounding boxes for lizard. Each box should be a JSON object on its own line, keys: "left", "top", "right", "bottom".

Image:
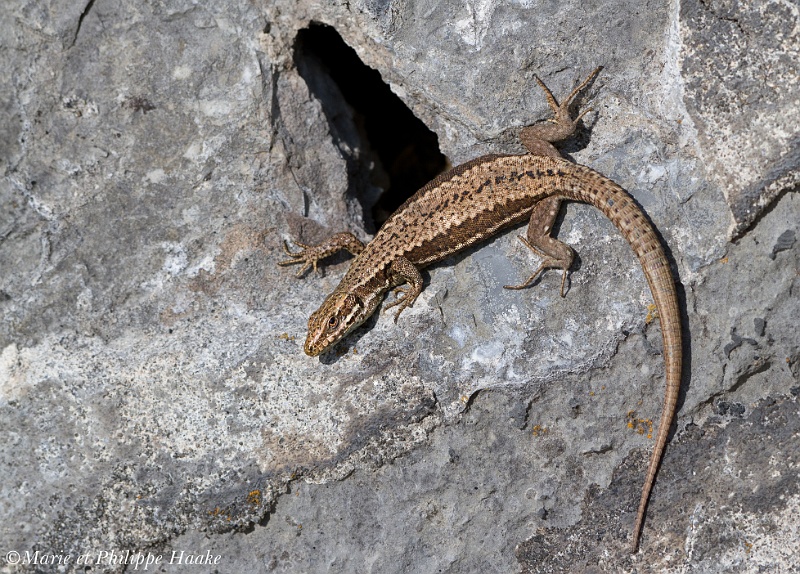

{"left": 279, "top": 67, "right": 682, "bottom": 553}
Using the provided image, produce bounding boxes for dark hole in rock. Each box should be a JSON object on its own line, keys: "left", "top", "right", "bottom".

{"left": 294, "top": 23, "right": 448, "bottom": 229}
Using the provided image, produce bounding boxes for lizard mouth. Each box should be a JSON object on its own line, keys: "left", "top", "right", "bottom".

{"left": 304, "top": 332, "right": 331, "bottom": 357}
{"left": 304, "top": 341, "right": 322, "bottom": 357}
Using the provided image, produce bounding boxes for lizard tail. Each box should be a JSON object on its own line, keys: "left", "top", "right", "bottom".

{"left": 565, "top": 165, "right": 682, "bottom": 553}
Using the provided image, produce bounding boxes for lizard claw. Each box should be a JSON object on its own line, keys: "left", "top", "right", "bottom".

{"left": 504, "top": 260, "right": 571, "bottom": 296}
{"left": 504, "top": 262, "right": 547, "bottom": 290}
{"left": 277, "top": 232, "right": 366, "bottom": 280}
{"left": 384, "top": 286, "right": 410, "bottom": 322}
{"left": 281, "top": 239, "right": 307, "bottom": 257}
{"left": 383, "top": 284, "right": 422, "bottom": 322}
{"left": 278, "top": 239, "right": 323, "bottom": 278}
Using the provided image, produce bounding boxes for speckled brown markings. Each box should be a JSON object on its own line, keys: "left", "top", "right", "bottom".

{"left": 280, "top": 68, "right": 682, "bottom": 553}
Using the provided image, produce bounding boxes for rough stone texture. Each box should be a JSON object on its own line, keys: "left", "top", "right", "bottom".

{"left": 680, "top": 0, "right": 800, "bottom": 238}
{"left": 1, "top": 1, "right": 798, "bottom": 573}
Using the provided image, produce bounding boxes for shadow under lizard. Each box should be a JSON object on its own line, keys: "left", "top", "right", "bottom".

{"left": 280, "top": 67, "right": 682, "bottom": 553}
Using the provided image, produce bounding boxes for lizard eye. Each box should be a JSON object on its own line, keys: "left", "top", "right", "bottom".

{"left": 327, "top": 316, "right": 339, "bottom": 329}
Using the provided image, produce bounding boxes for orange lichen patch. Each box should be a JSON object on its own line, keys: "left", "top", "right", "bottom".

{"left": 247, "top": 490, "right": 262, "bottom": 507}
{"left": 645, "top": 303, "right": 659, "bottom": 324}
{"left": 719, "top": 256, "right": 729, "bottom": 264}
{"left": 626, "top": 410, "right": 654, "bottom": 439}
{"left": 208, "top": 506, "right": 233, "bottom": 521}
{"left": 278, "top": 333, "right": 296, "bottom": 341}
{"left": 531, "top": 424, "right": 548, "bottom": 437}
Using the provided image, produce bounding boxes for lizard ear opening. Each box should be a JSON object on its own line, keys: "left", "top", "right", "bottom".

{"left": 293, "top": 23, "right": 449, "bottom": 231}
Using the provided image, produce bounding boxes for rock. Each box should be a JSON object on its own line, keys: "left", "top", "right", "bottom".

{"left": 1, "top": 0, "right": 797, "bottom": 572}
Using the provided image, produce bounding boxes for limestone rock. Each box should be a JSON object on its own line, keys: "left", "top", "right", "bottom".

{"left": 1, "top": 1, "right": 797, "bottom": 572}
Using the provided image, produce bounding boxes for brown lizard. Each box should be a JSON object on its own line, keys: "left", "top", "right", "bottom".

{"left": 279, "top": 67, "right": 682, "bottom": 553}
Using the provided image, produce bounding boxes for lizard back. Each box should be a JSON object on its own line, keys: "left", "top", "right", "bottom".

{"left": 343, "top": 154, "right": 572, "bottom": 287}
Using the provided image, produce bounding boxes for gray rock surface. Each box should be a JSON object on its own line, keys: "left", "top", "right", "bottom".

{"left": 1, "top": 0, "right": 798, "bottom": 573}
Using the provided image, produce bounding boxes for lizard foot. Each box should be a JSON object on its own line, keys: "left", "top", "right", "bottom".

{"left": 384, "top": 284, "right": 421, "bottom": 322}
{"left": 278, "top": 239, "right": 326, "bottom": 278}
{"left": 520, "top": 66, "right": 602, "bottom": 151}
{"left": 278, "top": 232, "right": 366, "bottom": 278}
{"left": 504, "top": 236, "right": 570, "bottom": 296}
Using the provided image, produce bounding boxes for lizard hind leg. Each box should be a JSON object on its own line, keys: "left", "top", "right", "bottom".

{"left": 504, "top": 196, "right": 574, "bottom": 297}
{"left": 519, "top": 66, "right": 603, "bottom": 154}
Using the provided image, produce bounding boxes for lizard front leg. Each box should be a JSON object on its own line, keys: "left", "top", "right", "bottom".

{"left": 279, "top": 232, "right": 365, "bottom": 278}
{"left": 383, "top": 257, "right": 424, "bottom": 322}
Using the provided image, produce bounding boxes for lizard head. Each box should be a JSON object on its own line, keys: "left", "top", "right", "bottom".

{"left": 304, "top": 290, "right": 372, "bottom": 356}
